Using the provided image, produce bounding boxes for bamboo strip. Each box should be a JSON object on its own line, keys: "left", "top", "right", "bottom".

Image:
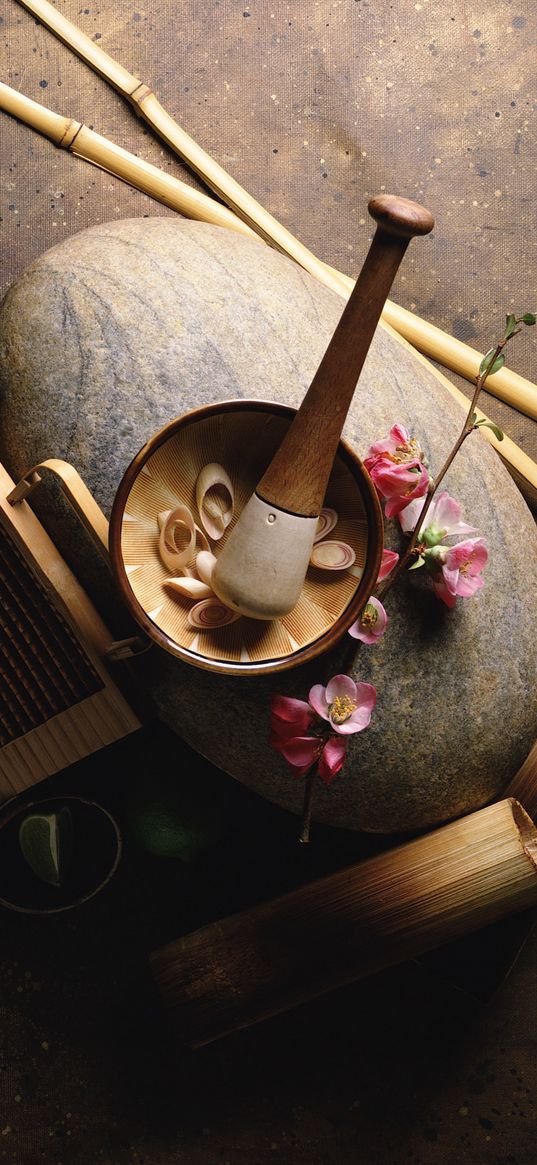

{"left": 13, "top": 0, "right": 537, "bottom": 417}
{"left": 151, "top": 798, "right": 537, "bottom": 1047}
{"left": 0, "top": 83, "right": 256, "bottom": 239}
{"left": 506, "top": 741, "right": 537, "bottom": 819}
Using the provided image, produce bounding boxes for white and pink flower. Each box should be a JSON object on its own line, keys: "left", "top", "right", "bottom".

{"left": 430, "top": 537, "right": 489, "bottom": 608}
{"left": 399, "top": 490, "right": 478, "bottom": 544}
{"left": 308, "top": 674, "right": 377, "bottom": 735}
{"left": 348, "top": 596, "right": 388, "bottom": 645}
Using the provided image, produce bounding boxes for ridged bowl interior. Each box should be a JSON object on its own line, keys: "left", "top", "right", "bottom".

{"left": 112, "top": 403, "right": 381, "bottom": 674}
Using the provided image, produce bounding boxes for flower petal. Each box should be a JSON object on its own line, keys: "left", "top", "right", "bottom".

{"left": 318, "top": 736, "right": 347, "bottom": 786}
{"left": 278, "top": 735, "right": 319, "bottom": 771}
{"left": 377, "top": 548, "right": 399, "bottom": 581}
{"left": 324, "top": 674, "right": 358, "bottom": 704}
{"left": 308, "top": 684, "right": 330, "bottom": 721}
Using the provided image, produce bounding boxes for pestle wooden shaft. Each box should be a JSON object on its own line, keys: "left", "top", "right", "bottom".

{"left": 257, "top": 195, "right": 434, "bottom": 517}
{"left": 150, "top": 798, "right": 537, "bottom": 1048}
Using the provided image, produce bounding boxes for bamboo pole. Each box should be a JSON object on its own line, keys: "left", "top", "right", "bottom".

{"left": 3, "top": 80, "right": 536, "bottom": 500}
{"left": 14, "top": 0, "right": 537, "bottom": 420}
{"left": 0, "top": 83, "right": 257, "bottom": 239}
{"left": 150, "top": 798, "right": 537, "bottom": 1047}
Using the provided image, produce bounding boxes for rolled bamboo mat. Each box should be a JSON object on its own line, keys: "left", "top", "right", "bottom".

{"left": 12, "top": 0, "right": 537, "bottom": 421}
{"left": 150, "top": 798, "right": 537, "bottom": 1047}
{"left": 507, "top": 742, "right": 537, "bottom": 819}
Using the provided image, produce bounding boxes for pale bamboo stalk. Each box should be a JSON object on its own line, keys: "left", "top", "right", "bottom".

{"left": 15, "top": 0, "right": 537, "bottom": 416}
{"left": 506, "top": 742, "right": 537, "bottom": 820}
{"left": 0, "top": 83, "right": 256, "bottom": 239}
{"left": 151, "top": 798, "right": 537, "bottom": 1047}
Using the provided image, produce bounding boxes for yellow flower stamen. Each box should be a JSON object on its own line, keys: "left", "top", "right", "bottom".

{"left": 330, "top": 694, "right": 357, "bottom": 724}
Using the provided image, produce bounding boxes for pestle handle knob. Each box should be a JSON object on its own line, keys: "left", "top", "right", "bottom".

{"left": 367, "top": 194, "right": 435, "bottom": 239}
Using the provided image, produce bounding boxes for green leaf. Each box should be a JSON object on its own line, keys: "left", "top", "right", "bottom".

{"left": 476, "top": 419, "right": 504, "bottom": 441}
{"left": 19, "top": 808, "right": 74, "bottom": 887}
{"left": 479, "top": 348, "right": 496, "bottom": 375}
{"left": 503, "top": 313, "right": 517, "bottom": 339}
{"left": 521, "top": 312, "right": 536, "bottom": 326}
{"left": 408, "top": 555, "right": 425, "bottom": 570}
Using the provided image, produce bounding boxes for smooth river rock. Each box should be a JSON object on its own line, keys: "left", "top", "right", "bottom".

{"left": 0, "top": 217, "right": 535, "bottom": 832}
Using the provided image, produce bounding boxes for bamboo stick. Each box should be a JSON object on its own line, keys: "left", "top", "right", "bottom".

{"left": 150, "top": 798, "right": 537, "bottom": 1047}
{"left": 0, "top": 83, "right": 256, "bottom": 239}
{"left": 14, "top": 0, "right": 537, "bottom": 419}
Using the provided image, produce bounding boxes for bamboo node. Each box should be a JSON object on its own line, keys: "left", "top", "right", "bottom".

{"left": 128, "top": 83, "right": 154, "bottom": 112}
{"left": 59, "top": 119, "right": 83, "bottom": 151}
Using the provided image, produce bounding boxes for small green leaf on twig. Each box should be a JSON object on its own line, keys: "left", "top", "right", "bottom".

{"left": 19, "top": 808, "right": 74, "bottom": 887}
{"left": 521, "top": 312, "right": 536, "bottom": 326}
{"left": 504, "top": 313, "right": 517, "bottom": 340}
{"left": 480, "top": 351, "right": 505, "bottom": 377}
{"left": 476, "top": 419, "right": 504, "bottom": 441}
{"left": 409, "top": 555, "right": 425, "bottom": 570}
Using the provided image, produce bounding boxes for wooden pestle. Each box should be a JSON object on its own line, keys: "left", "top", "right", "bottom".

{"left": 212, "top": 194, "right": 434, "bottom": 620}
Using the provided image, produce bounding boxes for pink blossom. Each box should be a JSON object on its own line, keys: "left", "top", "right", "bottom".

{"left": 270, "top": 694, "right": 313, "bottom": 743}
{"left": 365, "top": 423, "right": 423, "bottom": 469}
{"left": 399, "top": 490, "right": 478, "bottom": 543}
{"left": 348, "top": 596, "right": 388, "bottom": 644}
{"left": 368, "top": 459, "right": 430, "bottom": 518}
{"left": 318, "top": 736, "right": 348, "bottom": 786}
{"left": 309, "top": 674, "right": 376, "bottom": 735}
{"left": 432, "top": 537, "right": 489, "bottom": 608}
{"left": 272, "top": 733, "right": 321, "bottom": 776}
{"left": 271, "top": 730, "right": 347, "bottom": 785}
{"left": 377, "top": 548, "right": 399, "bottom": 581}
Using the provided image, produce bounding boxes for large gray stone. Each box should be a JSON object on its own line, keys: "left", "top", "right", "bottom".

{"left": 0, "top": 217, "right": 535, "bottom": 832}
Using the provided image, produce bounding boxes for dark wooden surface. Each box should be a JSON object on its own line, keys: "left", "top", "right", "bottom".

{"left": 1, "top": 3, "right": 536, "bottom": 1163}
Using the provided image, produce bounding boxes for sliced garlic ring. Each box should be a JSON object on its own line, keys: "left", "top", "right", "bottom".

{"left": 188, "top": 598, "right": 241, "bottom": 629}
{"left": 310, "top": 540, "right": 356, "bottom": 570}
{"left": 195, "top": 463, "right": 234, "bottom": 541}
{"left": 164, "top": 577, "right": 214, "bottom": 600}
{"left": 196, "top": 550, "right": 218, "bottom": 586}
{"left": 313, "top": 507, "right": 338, "bottom": 542}
{"left": 158, "top": 505, "right": 197, "bottom": 572}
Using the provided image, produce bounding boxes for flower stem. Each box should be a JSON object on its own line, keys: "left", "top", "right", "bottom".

{"left": 376, "top": 336, "right": 507, "bottom": 603}
{"left": 299, "top": 767, "right": 317, "bottom": 843}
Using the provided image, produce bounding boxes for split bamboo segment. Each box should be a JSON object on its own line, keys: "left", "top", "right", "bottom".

{"left": 507, "top": 741, "right": 537, "bottom": 819}
{"left": 0, "top": 83, "right": 256, "bottom": 239}
{"left": 14, "top": 0, "right": 537, "bottom": 417}
{"left": 150, "top": 798, "right": 537, "bottom": 1048}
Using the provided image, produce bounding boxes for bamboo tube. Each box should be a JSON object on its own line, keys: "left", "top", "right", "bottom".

{"left": 150, "top": 798, "right": 537, "bottom": 1047}
{"left": 506, "top": 742, "right": 537, "bottom": 820}
{"left": 0, "top": 83, "right": 256, "bottom": 239}
{"left": 14, "top": 0, "right": 537, "bottom": 417}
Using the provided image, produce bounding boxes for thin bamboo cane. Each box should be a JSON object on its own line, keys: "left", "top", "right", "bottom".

{"left": 150, "top": 798, "right": 537, "bottom": 1047}
{"left": 0, "top": 83, "right": 256, "bottom": 239}
{"left": 14, "top": 0, "right": 537, "bottom": 420}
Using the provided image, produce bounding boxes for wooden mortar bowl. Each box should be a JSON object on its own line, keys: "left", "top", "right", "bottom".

{"left": 109, "top": 400, "right": 383, "bottom": 676}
